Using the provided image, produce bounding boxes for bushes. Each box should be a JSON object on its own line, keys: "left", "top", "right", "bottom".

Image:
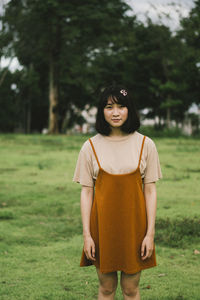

{"left": 139, "top": 125, "right": 200, "bottom": 138}
{"left": 155, "top": 217, "right": 200, "bottom": 248}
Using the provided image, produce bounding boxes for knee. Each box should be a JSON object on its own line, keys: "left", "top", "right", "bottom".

{"left": 120, "top": 278, "right": 139, "bottom": 297}
{"left": 120, "top": 271, "right": 141, "bottom": 297}
{"left": 121, "top": 285, "right": 139, "bottom": 297}
{"left": 99, "top": 279, "right": 118, "bottom": 296}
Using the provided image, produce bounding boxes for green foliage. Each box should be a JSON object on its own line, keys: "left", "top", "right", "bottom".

{"left": 0, "top": 70, "right": 17, "bottom": 131}
{"left": 155, "top": 217, "right": 200, "bottom": 248}
{"left": 0, "top": 1, "right": 200, "bottom": 132}
{"left": 0, "top": 0, "right": 133, "bottom": 132}
{"left": 178, "top": 0, "right": 200, "bottom": 105}
{"left": 139, "top": 126, "right": 185, "bottom": 138}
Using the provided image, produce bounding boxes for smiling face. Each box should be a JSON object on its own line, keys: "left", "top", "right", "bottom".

{"left": 103, "top": 96, "right": 128, "bottom": 129}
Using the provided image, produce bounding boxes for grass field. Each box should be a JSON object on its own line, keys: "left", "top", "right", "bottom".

{"left": 0, "top": 134, "right": 200, "bottom": 300}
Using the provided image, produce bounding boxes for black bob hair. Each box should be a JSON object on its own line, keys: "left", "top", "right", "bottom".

{"left": 95, "top": 85, "right": 140, "bottom": 136}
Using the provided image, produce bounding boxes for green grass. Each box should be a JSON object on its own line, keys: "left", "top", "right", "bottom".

{"left": 0, "top": 134, "right": 200, "bottom": 300}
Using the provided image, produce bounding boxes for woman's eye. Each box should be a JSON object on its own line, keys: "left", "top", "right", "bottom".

{"left": 105, "top": 105, "right": 125, "bottom": 109}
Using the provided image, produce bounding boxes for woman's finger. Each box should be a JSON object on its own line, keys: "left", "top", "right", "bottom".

{"left": 88, "top": 248, "right": 95, "bottom": 261}
{"left": 148, "top": 249, "right": 153, "bottom": 258}
{"left": 85, "top": 247, "right": 95, "bottom": 261}
{"left": 91, "top": 244, "right": 96, "bottom": 259}
{"left": 141, "top": 241, "right": 146, "bottom": 257}
{"left": 142, "top": 247, "right": 153, "bottom": 260}
{"left": 142, "top": 249, "right": 148, "bottom": 260}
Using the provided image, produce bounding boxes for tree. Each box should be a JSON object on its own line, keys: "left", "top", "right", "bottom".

{"left": 1, "top": 1, "right": 199, "bottom": 132}
{"left": 1, "top": 0, "right": 132, "bottom": 133}
{"left": 120, "top": 21, "right": 185, "bottom": 126}
{"left": 178, "top": 0, "right": 200, "bottom": 106}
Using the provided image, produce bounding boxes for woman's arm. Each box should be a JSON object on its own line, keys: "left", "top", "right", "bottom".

{"left": 80, "top": 185, "right": 96, "bottom": 261}
{"left": 141, "top": 182, "right": 157, "bottom": 260}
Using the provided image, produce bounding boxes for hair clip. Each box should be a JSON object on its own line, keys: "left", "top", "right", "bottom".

{"left": 120, "top": 89, "right": 127, "bottom": 96}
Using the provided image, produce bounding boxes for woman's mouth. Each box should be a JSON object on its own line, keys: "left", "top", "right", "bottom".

{"left": 112, "top": 119, "right": 121, "bottom": 122}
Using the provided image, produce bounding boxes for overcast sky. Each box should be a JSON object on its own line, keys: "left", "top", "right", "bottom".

{"left": 127, "top": 0, "right": 195, "bottom": 30}
{"left": 0, "top": 0, "right": 195, "bottom": 71}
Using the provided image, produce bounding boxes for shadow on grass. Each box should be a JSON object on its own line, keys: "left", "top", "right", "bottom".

{"left": 0, "top": 211, "right": 14, "bottom": 220}
{"left": 155, "top": 216, "right": 200, "bottom": 248}
{"left": 148, "top": 296, "right": 186, "bottom": 300}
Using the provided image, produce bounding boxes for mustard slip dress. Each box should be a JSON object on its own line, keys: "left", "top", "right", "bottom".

{"left": 80, "top": 135, "right": 156, "bottom": 274}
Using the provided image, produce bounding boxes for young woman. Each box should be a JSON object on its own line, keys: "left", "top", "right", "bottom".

{"left": 73, "top": 85, "right": 162, "bottom": 300}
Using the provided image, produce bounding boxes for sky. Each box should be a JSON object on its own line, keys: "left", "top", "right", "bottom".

{"left": 0, "top": 0, "right": 195, "bottom": 71}
{"left": 127, "top": 0, "right": 195, "bottom": 30}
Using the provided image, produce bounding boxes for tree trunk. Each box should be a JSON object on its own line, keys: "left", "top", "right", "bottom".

{"left": 27, "top": 98, "right": 31, "bottom": 134}
{"left": 0, "top": 58, "right": 13, "bottom": 87}
{"left": 166, "top": 106, "right": 171, "bottom": 128}
{"left": 48, "top": 57, "right": 59, "bottom": 134}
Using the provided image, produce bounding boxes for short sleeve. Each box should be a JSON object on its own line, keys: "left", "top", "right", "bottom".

{"left": 143, "top": 139, "right": 162, "bottom": 184}
{"left": 72, "top": 149, "right": 94, "bottom": 187}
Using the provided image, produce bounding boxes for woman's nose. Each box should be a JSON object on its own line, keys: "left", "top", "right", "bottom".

{"left": 112, "top": 107, "right": 119, "bottom": 115}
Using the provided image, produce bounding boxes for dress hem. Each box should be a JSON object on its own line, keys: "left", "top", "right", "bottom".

{"left": 80, "top": 262, "right": 157, "bottom": 274}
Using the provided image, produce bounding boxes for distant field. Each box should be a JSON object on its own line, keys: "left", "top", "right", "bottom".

{"left": 0, "top": 134, "right": 199, "bottom": 300}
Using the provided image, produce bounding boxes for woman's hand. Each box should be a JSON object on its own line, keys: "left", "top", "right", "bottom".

{"left": 142, "top": 182, "right": 157, "bottom": 260}
{"left": 141, "top": 235, "right": 154, "bottom": 260}
{"left": 80, "top": 186, "right": 95, "bottom": 261}
{"left": 84, "top": 236, "right": 96, "bottom": 261}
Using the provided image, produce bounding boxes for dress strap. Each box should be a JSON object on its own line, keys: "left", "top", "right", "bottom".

{"left": 89, "top": 138, "right": 101, "bottom": 169}
{"left": 137, "top": 136, "right": 146, "bottom": 169}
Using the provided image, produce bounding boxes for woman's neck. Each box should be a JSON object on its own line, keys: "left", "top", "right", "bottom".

{"left": 109, "top": 127, "right": 128, "bottom": 137}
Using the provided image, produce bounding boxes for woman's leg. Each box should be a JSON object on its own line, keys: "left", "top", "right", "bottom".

{"left": 120, "top": 271, "right": 141, "bottom": 300}
{"left": 96, "top": 267, "right": 118, "bottom": 300}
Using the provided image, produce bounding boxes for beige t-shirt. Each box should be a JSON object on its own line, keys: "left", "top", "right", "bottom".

{"left": 73, "top": 131, "right": 162, "bottom": 187}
